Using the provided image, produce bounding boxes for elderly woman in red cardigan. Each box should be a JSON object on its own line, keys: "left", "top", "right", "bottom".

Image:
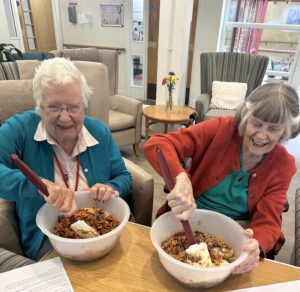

{"left": 144, "top": 81, "right": 300, "bottom": 274}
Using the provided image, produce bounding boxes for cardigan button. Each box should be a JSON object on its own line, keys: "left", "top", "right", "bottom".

{"left": 250, "top": 193, "right": 254, "bottom": 199}
{"left": 252, "top": 173, "right": 257, "bottom": 177}
{"left": 84, "top": 168, "right": 88, "bottom": 173}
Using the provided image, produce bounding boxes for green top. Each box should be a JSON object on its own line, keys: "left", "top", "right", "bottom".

{"left": 196, "top": 148, "right": 249, "bottom": 220}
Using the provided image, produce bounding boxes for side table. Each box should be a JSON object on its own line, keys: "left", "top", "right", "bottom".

{"left": 143, "top": 104, "right": 196, "bottom": 140}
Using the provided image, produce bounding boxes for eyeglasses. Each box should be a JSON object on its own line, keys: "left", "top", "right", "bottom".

{"left": 44, "top": 105, "right": 83, "bottom": 115}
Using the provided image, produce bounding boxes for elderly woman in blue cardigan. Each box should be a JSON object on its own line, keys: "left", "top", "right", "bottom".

{"left": 0, "top": 58, "right": 131, "bottom": 260}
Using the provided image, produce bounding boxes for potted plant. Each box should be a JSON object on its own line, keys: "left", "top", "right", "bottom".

{"left": 0, "top": 43, "right": 23, "bottom": 62}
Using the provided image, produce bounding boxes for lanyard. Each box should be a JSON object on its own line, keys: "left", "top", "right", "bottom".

{"left": 54, "top": 152, "right": 80, "bottom": 191}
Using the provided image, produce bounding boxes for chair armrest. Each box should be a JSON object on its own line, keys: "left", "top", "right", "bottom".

{"left": 109, "top": 95, "right": 143, "bottom": 142}
{"left": 109, "top": 95, "right": 142, "bottom": 118}
{"left": 195, "top": 93, "right": 211, "bottom": 123}
{"left": 123, "top": 158, "right": 154, "bottom": 226}
{"left": 0, "top": 199, "right": 23, "bottom": 255}
{"left": 295, "top": 188, "right": 300, "bottom": 266}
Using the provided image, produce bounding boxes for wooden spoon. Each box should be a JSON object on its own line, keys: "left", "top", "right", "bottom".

{"left": 10, "top": 154, "right": 98, "bottom": 238}
{"left": 155, "top": 147, "right": 196, "bottom": 245}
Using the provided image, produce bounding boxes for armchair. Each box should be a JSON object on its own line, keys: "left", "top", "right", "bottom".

{"left": 294, "top": 188, "right": 300, "bottom": 266}
{"left": 195, "top": 52, "right": 269, "bottom": 123}
{"left": 50, "top": 48, "right": 142, "bottom": 156}
{"left": 0, "top": 60, "right": 154, "bottom": 271}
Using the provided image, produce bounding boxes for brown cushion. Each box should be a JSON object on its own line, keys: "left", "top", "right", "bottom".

{"left": 0, "top": 199, "right": 23, "bottom": 255}
{"left": 109, "top": 110, "right": 135, "bottom": 131}
{"left": 0, "top": 80, "right": 35, "bottom": 123}
{"left": 17, "top": 60, "right": 40, "bottom": 80}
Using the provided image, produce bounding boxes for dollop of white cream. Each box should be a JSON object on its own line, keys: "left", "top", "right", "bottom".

{"left": 71, "top": 220, "right": 92, "bottom": 231}
{"left": 70, "top": 220, "right": 99, "bottom": 238}
{"left": 186, "top": 242, "right": 213, "bottom": 267}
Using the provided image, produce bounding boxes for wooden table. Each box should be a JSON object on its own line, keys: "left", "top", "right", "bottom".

{"left": 47, "top": 223, "right": 300, "bottom": 291}
{"left": 143, "top": 104, "right": 196, "bottom": 139}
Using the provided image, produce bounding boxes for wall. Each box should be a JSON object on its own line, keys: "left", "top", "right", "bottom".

{"left": 189, "top": 0, "right": 224, "bottom": 107}
{"left": 58, "top": 0, "right": 129, "bottom": 95}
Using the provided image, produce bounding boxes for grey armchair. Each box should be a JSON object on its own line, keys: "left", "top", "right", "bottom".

{"left": 195, "top": 52, "right": 269, "bottom": 123}
{"left": 294, "top": 188, "right": 300, "bottom": 267}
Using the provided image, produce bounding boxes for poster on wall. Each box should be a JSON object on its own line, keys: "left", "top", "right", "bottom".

{"left": 100, "top": 4, "right": 124, "bottom": 27}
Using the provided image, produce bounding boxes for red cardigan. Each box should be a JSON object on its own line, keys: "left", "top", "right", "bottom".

{"left": 144, "top": 116, "right": 296, "bottom": 255}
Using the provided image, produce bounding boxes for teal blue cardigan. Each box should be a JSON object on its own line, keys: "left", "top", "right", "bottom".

{"left": 0, "top": 110, "right": 132, "bottom": 260}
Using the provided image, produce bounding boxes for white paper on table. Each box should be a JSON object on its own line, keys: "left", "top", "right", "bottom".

{"left": 228, "top": 279, "right": 300, "bottom": 292}
{"left": 0, "top": 256, "right": 74, "bottom": 292}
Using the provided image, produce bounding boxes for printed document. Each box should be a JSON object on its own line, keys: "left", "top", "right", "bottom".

{"left": 0, "top": 256, "right": 74, "bottom": 292}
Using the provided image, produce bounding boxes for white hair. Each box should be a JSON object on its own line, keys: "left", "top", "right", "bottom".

{"left": 32, "top": 57, "right": 92, "bottom": 113}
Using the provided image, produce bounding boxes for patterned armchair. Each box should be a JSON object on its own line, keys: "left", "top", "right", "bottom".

{"left": 195, "top": 52, "right": 269, "bottom": 123}
{"left": 294, "top": 188, "right": 300, "bottom": 266}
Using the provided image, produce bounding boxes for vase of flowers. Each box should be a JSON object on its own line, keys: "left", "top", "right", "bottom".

{"left": 162, "top": 71, "right": 179, "bottom": 112}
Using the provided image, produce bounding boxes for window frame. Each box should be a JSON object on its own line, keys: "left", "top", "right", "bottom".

{"left": 218, "top": 0, "right": 300, "bottom": 82}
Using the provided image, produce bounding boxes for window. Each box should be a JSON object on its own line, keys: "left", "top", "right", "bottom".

{"left": 219, "top": 0, "right": 300, "bottom": 82}
{"left": 3, "top": 0, "right": 17, "bottom": 37}
{"left": 132, "top": 55, "right": 143, "bottom": 87}
{"left": 132, "top": 0, "right": 144, "bottom": 41}
{"left": 286, "top": 7, "right": 300, "bottom": 24}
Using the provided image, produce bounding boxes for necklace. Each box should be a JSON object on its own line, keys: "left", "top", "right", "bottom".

{"left": 54, "top": 152, "right": 80, "bottom": 191}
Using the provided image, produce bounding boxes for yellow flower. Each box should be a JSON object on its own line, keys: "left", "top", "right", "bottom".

{"left": 162, "top": 72, "right": 179, "bottom": 91}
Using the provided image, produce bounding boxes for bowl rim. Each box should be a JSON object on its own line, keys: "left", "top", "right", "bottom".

{"left": 150, "top": 209, "right": 249, "bottom": 272}
{"left": 36, "top": 196, "right": 130, "bottom": 243}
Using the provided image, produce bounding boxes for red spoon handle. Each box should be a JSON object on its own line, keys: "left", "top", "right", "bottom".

{"left": 10, "top": 154, "right": 49, "bottom": 197}
{"left": 156, "top": 147, "right": 195, "bottom": 245}
{"left": 156, "top": 148, "right": 176, "bottom": 190}
{"left": 181, "top": 220, "right": 195, "bottom": 245}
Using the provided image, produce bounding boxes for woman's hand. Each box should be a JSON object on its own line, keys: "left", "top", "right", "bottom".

{"left": 90, "top": 183, "right": 119, "bottom": 203}
{"left": 166, "top": 172, "right": 196, "bottom": 221}
{"left": 232, "top": 229, "right": 260, "bottom": 274}
{"left": 40, "top": 179, "right": 77, "bottom": 217}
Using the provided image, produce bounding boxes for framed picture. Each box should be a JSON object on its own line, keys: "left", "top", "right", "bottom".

{"left": 100, "top": 4, "right": 124, "bottom": 27}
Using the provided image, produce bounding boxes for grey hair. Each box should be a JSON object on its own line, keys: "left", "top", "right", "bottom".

{"left": 32, "top": 57, "right": 92, "bottom": 113}
{"left": 235, "top": 81, "right": 300, "bottom": 141}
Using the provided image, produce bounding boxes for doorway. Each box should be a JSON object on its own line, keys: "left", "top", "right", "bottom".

{"left": 147, "top": 0, "right": 198, "bottom": 104}
{"left": 17, "top": 0, "right": 56, "bottom": 52}
{"left": 147, "top": 0, "right": 159, "bottom": 101}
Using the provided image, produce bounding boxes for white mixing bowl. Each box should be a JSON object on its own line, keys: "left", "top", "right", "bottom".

{"left": 36, "top": 190, "right": 130, "bottom": 261}
{"left": 150, "top": 209, "right": 249, "bottom": 288}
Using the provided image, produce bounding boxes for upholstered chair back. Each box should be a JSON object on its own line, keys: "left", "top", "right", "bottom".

{"left": 0, "top": 61, "right": 110, "bottom": 125}
{"left": 50, "top": 48, "right": 118, "bottom": 97}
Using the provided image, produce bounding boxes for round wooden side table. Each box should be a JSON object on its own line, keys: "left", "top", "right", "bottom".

{"left": 143, "top": 104, "right": 196, "bottom": 140}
